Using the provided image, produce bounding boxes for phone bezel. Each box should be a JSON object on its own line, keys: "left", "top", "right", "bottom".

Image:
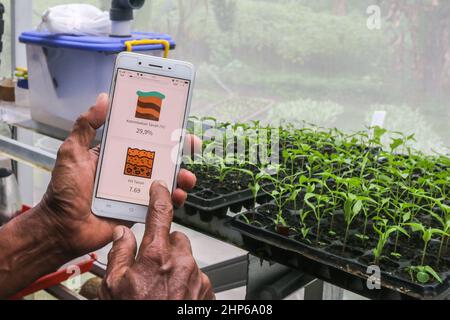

{"left": 91, "top": 52, "right": 195, "bottom": 223}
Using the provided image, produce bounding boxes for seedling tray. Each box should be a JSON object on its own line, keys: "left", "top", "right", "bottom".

{"left": 232, "top": 206, "right": 450, "bottom": 300}
{"left": 184, "top": 184, "right": 272, "bottom": 221}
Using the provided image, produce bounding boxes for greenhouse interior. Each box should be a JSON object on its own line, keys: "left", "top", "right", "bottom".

{"left": 0, "top": 0, "right": 449, "bottom": 304}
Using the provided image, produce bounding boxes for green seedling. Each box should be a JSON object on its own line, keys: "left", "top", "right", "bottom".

{"left": 271, "top": 188, "right": 289, "bottom": 227}
{"left": 407, "top": 222, "right": 449, "bottom": 266}
{"left": 406, "top": 265, "right": 443, "bottom": 284}
{"left": 304, "top": 190, "right": 330, "bottom": 243}
{"left": 340, "top": 193, "right": 364, "bottom": 253}
{"left": 373, "top": 218, "right": 409, "bottom": 265}
{"left": 429, "top": 201, "right": 450, "bottom": 263}
{"left": 188, "top": 118, "right": 450, "bottom": 284}
{"left": 300, "top": 226, "right": 311, "bottom": 242}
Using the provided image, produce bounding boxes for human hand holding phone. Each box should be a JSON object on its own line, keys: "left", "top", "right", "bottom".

{"left": 92, "top": 53, "right": 195, "bottom": 222}
{"left": 99, "top": 180, "right": 215, "bottom": 300}
{"left": 39, "top": 93, "right": 198, "bottom": 257}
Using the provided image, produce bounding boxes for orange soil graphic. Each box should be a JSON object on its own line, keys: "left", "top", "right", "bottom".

{"left": 135, "top": 91, "right": 165, "bottom": 121}
{"left": 124, "top": 148, "right": 155, "bottom": 179}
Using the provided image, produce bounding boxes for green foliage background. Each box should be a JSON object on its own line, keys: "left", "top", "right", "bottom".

{"left": 1, "top": 0, "right": 448, "bottom": 153}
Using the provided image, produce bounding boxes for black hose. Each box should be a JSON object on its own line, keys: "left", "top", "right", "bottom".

{"left": 110, "top": 0, "right": 145, "bottom": 21}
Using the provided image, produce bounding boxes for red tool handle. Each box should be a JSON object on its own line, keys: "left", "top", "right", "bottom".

{"left": 9, "top": 253, "right": 97, "bottom": 300}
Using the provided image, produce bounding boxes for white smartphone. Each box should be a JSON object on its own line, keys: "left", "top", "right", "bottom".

{"left": 92, "top": 52, "right": 195, "bottom": 223}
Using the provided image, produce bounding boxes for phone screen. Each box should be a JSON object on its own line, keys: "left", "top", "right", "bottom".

{"left": 95, "top": 68, "right": 190, "bottom": 206}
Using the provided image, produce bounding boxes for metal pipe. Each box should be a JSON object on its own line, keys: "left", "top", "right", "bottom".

{"left": 0, "top": 135, "right": 56, "bottom": 172}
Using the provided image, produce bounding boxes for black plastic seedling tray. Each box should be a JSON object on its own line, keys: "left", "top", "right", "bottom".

{"left": 184, "top": 119, "right": 275, "bottom": 221}
{"left": 231, "top": 207, "right": 450, "bottom": 300}
{"left": 184, "top": 185, "right": 273, "bottom": 222}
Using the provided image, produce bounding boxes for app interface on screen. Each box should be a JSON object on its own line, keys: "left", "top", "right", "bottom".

{"left": 96, "top": 68, "right": 190, "bottom": 205}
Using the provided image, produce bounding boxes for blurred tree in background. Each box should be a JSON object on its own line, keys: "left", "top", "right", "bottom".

{"left": 20, "top": 0, "right": 450, "bottom": 152}
{"left": 146, "top": 0, "right": 450, "bottom": 105}
{"left": 380, "top": 0, "right": 450, "bottom": 101}
{"left": 211, "top": 0, "right": 236, "bottom": 32}
{"left": 133, "top": 0, "right": 449, "bottom": 152}
{"left": 143, "top": 0, "right": 389, "bottom": 100}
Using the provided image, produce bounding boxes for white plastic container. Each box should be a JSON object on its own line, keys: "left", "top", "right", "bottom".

{"left": 20, "top": 31, "right": 174, "bottom": 131}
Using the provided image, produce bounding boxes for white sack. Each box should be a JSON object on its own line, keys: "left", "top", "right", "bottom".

{"left": 37, "top": 4, "right": 111, "bottom": 36}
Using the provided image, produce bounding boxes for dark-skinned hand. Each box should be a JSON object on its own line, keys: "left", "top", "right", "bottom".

{"left": 38, "top": 93, "right": 199, "bottom": 257}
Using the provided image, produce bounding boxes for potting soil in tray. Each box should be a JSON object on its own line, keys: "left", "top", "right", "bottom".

{"left": 232, "top": 204, "right": 450, "bottom": 300}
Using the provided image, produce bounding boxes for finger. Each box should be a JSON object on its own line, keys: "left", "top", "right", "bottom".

{"left": 183, "top": 134, "right": 202, "bottom": 158}
{"left": 90, "top": 144, "right": 101, "bottom": 156}
{"left": 200, "top": 273, "right": 216, "bottom": 300}
{"left": 142, "top": 180, "right": 173, "bottom": 246}
{"left": 69, "top": 93, "right": 108, "bottom": 149}
{"left": 169, "top": 231, "right": 193, "bottom": 254}
{"left": 172, "top": 188, "right": 187, "bottom": 208}
{"left": 104, "top": 226, "right": 137, "bottom": 288}
{"left": 187, "top": 267, "right": 203, "bottom": 300}
{"left": 98, "top": 281, "right": 113, "bottom": 300}
{"left": 177, "top": 169, "right": 196, "bottom": 191}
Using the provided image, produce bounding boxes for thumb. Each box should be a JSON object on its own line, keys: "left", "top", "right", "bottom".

{"left": 101, "top": 226, "right": 137, "bottom": 297}
{"left": 69, "top": 93, "right": 108, "bottom": 150}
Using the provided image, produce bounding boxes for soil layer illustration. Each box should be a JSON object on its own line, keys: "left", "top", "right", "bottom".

{"left": 135, "top": 91, "right": 166, "bottom": 121}
{"left": 124, "top": 147, "right": 155, "bottom": 179}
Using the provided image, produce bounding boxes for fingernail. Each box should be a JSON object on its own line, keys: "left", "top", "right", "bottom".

{"left": 96, "top": 93, "right": 107, "bottom": 105}
{"left": 187, "top": 170, "right": 197, "bottom": 182}
{"left": 113, "top": 227, "right": 124, "bottom": 241}
{"left": 153, "top": 180, "right": 168, "bottom": 189}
